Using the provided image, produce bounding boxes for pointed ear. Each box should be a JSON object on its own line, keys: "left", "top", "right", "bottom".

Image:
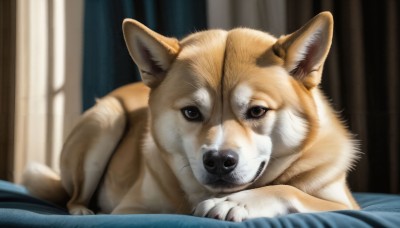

{"left": 123, "top": 19, "right": 180, "bottom": 88}
{"left": 273, "top": 12, "right": 333, "bottom": 89}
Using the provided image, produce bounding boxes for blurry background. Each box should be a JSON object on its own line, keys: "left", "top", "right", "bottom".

{"left": 0, "top": 0, "right": 399, "bottom": 194}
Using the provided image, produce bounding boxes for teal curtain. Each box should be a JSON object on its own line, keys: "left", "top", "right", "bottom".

{"left": 83, "top": 0, "right": 207, "bottom": 110}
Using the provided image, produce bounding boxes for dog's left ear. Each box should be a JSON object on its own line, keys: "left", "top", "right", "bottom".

{"left": 123, "top": 19, "right": 180, "bottom": 88}
{"left": 273, "top": 12, "right": 333, "bottom": 89}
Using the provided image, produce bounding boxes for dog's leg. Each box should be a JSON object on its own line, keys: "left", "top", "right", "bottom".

{"left": 193, "top": 182, "right": 355, "bottom": 222}
{"left": 60, "top": 96, "right": 126, "bottom": 215}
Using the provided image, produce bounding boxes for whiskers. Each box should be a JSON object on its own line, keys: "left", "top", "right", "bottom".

{"left": 178, "top": 155, "right": 197, "bottom": 174}
{"left": 179, "top": 163, "right": 191, "bottom": 173}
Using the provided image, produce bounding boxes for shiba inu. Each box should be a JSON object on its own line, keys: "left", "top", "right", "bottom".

{"left": 23, "top": 12, "right": 359, "bottom": 221}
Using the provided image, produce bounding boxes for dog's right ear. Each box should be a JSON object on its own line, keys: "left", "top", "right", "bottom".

{"left": 272, "top": 12, "right": 333, "bottom": 90}
{"left": 123, "top": 19, "right": 180, "bottom": 88}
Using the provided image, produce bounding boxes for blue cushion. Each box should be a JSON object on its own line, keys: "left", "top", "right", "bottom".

{"left": 1, "top": 180, "right": 399, "bottom": 227}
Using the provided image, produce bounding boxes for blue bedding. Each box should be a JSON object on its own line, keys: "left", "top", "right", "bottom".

{"left": 1, "top": 180, "right": 399, "bottom": 227}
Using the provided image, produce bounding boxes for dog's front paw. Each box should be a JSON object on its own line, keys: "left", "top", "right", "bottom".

{"left": 193, "top": 190, "right": 292, "bottom": 221}
{"left": 193, "top": 197, "right": 249, "bottom": 222}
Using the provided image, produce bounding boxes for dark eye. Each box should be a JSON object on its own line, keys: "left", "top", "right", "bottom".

{"left": 246, "top": 106, "right": 269, "bottom": 119}
{"left": 181, "top": 106, "right": 203, "bottom": 122}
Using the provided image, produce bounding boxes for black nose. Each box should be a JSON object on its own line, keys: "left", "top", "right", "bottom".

{"left": 203, "top": 150, "right": 238, "bottom": 175}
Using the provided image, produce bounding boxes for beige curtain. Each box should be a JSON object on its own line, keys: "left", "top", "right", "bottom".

{"left": 12, "top": 0, "right": 84, "bottom": 183}
{"left": 286, "top": 0, "right": 400, "bottom": 193}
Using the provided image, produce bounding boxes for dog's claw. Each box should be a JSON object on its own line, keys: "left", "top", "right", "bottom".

{"left": 69, "top": 205, "right": 95, "bottom": 215}
{"left": 226, "top": 206, "right": 248, "bottom": 222}
{"left": 193, "top": 198, "right": 218, "bottom": 217}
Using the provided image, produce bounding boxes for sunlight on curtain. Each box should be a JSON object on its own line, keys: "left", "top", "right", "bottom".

{"left": 14, "top": 0, "right": 83, "bottom": 183}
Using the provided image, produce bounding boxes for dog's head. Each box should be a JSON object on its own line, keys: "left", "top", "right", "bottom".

{"left": 123, "top": 12, "right": 333, "bottom": 194}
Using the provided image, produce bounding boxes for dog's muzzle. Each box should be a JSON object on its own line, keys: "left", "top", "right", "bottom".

{"left": 201, "top": 149, "right": 267, "bottom": 191}
{"left": 203, "top": 150, "right": 238, "bottom": 176}
{"left": 202, "top": 150, "right": 242, "bottom": 190}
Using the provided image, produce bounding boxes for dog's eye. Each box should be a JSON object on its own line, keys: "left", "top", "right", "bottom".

{"left": 246, "top": 106, "right": 269, "bottom": 119}
{"left": 181, "top": 106, "right": 203, "bottom": 122}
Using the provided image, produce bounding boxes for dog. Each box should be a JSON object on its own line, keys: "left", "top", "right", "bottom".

{"left": 23, "top": 11, "right": 359, "bottom": 221}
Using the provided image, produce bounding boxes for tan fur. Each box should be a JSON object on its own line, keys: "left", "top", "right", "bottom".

{"left": 23, "top": 12, "right": 359, "bottom": 221}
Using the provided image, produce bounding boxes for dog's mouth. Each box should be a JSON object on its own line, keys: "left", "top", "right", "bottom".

{"left": 251, "top": 161, "right": 266, "bottom": 182}
{"left": 204, "top": 161, "right": 266, "bottom": 192}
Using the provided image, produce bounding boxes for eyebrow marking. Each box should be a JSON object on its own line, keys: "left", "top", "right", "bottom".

{"left": 232, "top": 83, "right": 253, "bottom": 109}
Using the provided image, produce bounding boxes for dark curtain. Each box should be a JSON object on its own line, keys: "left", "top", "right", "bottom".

{"left": 0, "top": 0, "right": 16, "bottom": 181}
{"left": 82, "top": 0, "right": 400, "bottom": 194}
{"left": 82, "top": 0, "right": 207, "bottom": 110}
{"left": 287, "top": 0, "right": 400, "bottom": 194}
